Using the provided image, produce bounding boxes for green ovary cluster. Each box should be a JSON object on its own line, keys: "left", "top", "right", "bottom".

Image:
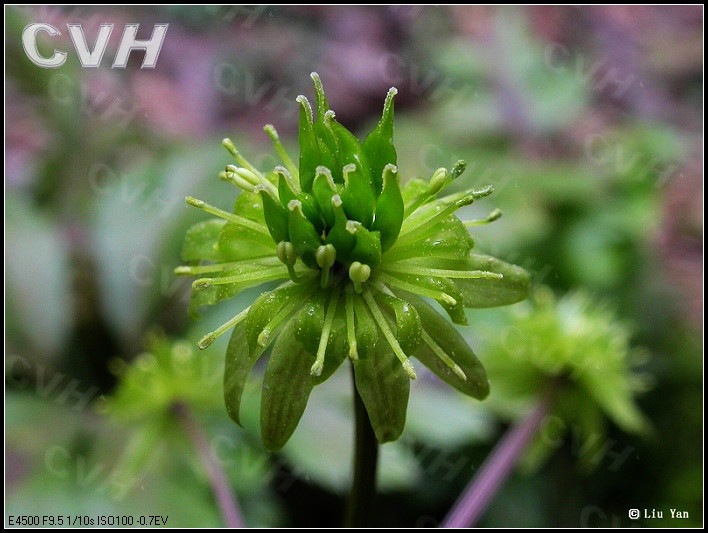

{"left": 177, "top": 73, "right": 531, "bottom": 450}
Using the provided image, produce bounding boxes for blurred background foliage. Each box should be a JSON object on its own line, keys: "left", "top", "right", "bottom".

{"left": 5, "top": 5, "right": 702, "bottom": 527}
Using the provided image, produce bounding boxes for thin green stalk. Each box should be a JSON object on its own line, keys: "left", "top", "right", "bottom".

{"left": 344, "top": 364, "right": 379, "bottom": 527}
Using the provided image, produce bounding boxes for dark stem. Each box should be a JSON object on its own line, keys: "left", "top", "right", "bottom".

{"left": 344, "top": 364, "right": 379, "bottom": 527}
{"left": 442, "top": 393, "right": 553, "bottom": 528}
{"left": 173, "top": 402, "right": 245, "bottom": 528}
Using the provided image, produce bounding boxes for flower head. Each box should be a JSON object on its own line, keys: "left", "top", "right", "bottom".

{"left": 177, "top": 73, "right": 530, "bottom": 450}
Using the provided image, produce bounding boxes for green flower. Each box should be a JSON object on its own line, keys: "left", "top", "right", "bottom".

{"left": 482, "top": 288, "right": 650, "bottom": 470}
{"left": 176, "top": 73, "right": 530, "bottom": 451}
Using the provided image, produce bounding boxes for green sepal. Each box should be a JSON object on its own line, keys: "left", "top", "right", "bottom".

{"left": 294, "top": 290, "right": 326, "bottom": 355}
{"left": 260, "top": 318, "right": 316, "bottom": 451}
{"left": 313, "top": 303, "right": 348, "bottom": 385}
{"left": 401, "top": 177, "right": 429, "bottom": 204}
{"left": 396, "top": 291, "right": 489, "bottom": 399}
{"left": 372, "top": 165, "right": 404, "bottom": 251}
{"left": 233, "top": 190, "right": 265, "bottom": 223}
{"left": 453, "top": 254, "right": 530, "bottom": 308}
{"left": 383, "top": 271, "right": 467, "bottom": 325}
{"left": 402, "top": 254, "right": 531, "bottom": 308}
{"left": 182, "top": 219, "right": 226, "bottom": 262}
{"left": 373, "top": 289, "right": 421, "bottom": 354}
{"left": 341, "top": 163, "right": 375, "bottom": 227}
{"left": 353, "top": 336, "right": 410, "bottom": 444}
{"left": 384, "top": 215, "right": 473, "bottom": 262}
{"left": 224, "top": 318, "right": 264, "bottom": 426}
{"left": 347, "top": 222, "right": 382, "bottom": 268}
{"left": 362, "top": 87, "right": 397, "bottom": 194}
{"left": 217, "top": 222, "right": 275, "bottom": 261}
{"left": 352, "top": 289, "right": 378, "bottom": 359}
{"left": 288, "top": 201, "right": 323, "bottom": 268}
{"left": 293, "top": 288, "right": 348, "bottom": 383}
{"left": 246, "top": 282, "right": 313, "bottom": 352}
{"left": 212, "top": 265, "right": 288, "bottom": 304}
{"left": 257, "top": 187, "right": 289, "bottom": 244}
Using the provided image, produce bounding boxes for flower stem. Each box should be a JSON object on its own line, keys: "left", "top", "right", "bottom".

{"left": 344, "top": 364, "right": 379, "bottom": 527}
{"left": 173, "top": 403, "right": 245, "bottom": 528}
{"left": 442, "top": 393, "right": 552, "bottom": 528}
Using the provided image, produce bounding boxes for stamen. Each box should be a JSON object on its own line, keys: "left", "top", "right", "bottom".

{"left": 192, "top": 265, "right": 288, "bottom": 289}
{"left": 174, "top": 257, "right": 279, "bottom": 276}
{"left": 222, "top": 138, "right": 266, "bottom": 180}
{"left": 464, "top": 208, "right": 502, "bottom": 227}
{"left": 220, "top": 170, "right": 255, "bottom": 192}
{"left": 197, "top": 306, "right": 250, "bottom": 350}
{"left": 382, "top": 265, "right": 503, "bottom": 280}
{"left": 225, "top": 165, "right": 261, "bottom": 187}
{"left": 263, "top": 124, "right": 299, "bottom": 179}
{"left": 403, "top": 167, "right": 446, "bottom": 218}
{"left": 349, "top": 261, "right": 371, "bottom": 294}
{"left": 227, "top": 164, "right": 279, "bottom": 198}
{"left": 345, "top": 285, "right": 358, "bottom": 360}
{"left": 311, "top": 286, "right": 341, "bottom": 376}
{"left": 185, "top": 197, "right": 270, "bottom": 236}
{"left": 315, "top": 244, "right": 336, "bottom": 288}
{"left": 420, "top": 329, "right": 467, "bottom": 381}
{"left": 362, "top": 287, "right": 417, "bottom": 379}
{"left": 276, "top": 241, "right": 307, "bottom": 283}
{"left": 396, "top": 186, "right": 494, "bottom": 247}
{"left": 376, "top": 272, "right": 458, "bottom": 306}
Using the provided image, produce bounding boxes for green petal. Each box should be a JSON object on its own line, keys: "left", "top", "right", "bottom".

{"left": 288, "top": 200, "right": 323, "bottom": 268}
{"left": 257, "top": 188, "right": 289, "bottom": 244}
{"left": 372, "top": 165, "right": 404, "bottom": 251}
{"left": 296, "top": 95, "right": 321, "bottom": 193}
{"left": 341, "top": 163, "right": 375, "bottom": 227}
{"left": 348, "top": 222, "right": 382, "bottom": 268}
{"left": 353, "top": 337, "right": 410, "bottom": 443}
{"left": 397, "top": 291, "right": 489, "bottom": 399}
{"left": 362, "top": 87, "right": 397, "bottom": 195}
{"left": 182, "top": 219, "right": 226, "bottom": 261}
{"left": 260, "top": 318, "right": 316, "bottom": 451}
{"left": 373, "top": 289, "right": 421, "bottom": 354}
{"left": 325, "top": 195, "right": 356, "bottom": 261}
{"left": 223, "top": 318, "right": 263, "bottom": 426}
{"left": 311, "top": 170, "right": 337, "bottom": 227}
{"left": 327, "top": 114, "right": 373, "bottom": 190}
